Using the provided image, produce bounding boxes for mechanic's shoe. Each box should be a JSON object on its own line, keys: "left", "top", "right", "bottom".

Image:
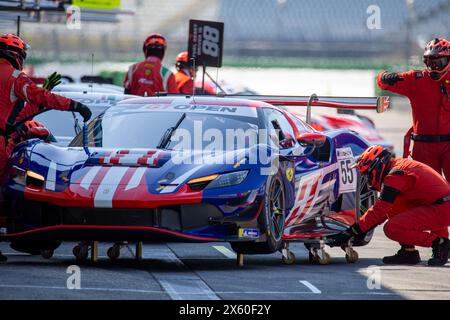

{"left": 428, "top": 238, "right": 450, "bottom": 267}
{"left": 382, "top": 248, "right": 421, "bottom": 265}
{"left": 0, "top": 250, "right": 7, "bottom": 262}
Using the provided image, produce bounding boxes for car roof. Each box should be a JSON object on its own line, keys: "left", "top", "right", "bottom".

{"left": 53, "top": 83, "right": 124, "bottom": 94}
{"left": 57, "top": 91, "right": 135, "bottom": 108}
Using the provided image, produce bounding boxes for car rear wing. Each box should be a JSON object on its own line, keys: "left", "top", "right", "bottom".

{"left": 222, "top": 94, "right": 390, "bottom": 124}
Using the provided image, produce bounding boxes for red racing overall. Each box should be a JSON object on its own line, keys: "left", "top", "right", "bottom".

{"left": 377, "top": 70, "right": 450, "bottom": 181}
{"left": 174, "top": 69, "right": 194, "bottom": 95}
{"left": 357, "top": 158, "right": 450, "bottom": 247}
{"left": 0, "top": 59, "right": 72, "bottom": 176}
{"left": 124, "top": 56, "right": 178, "bottom": 96}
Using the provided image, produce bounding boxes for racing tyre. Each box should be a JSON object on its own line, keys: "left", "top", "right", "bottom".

{"left": 353, "top": 174, "right": 377, "bottom": 246}
{"left": 10, "top": 240, "right": 61, "bottom": 255}
{"left": 230, "top": 172, "right": 286, "bottom": 254}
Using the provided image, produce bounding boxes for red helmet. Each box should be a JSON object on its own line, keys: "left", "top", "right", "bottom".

{"left": 0, "top": 34, "right": 29, "bottom": 70}
{"left": 143, "top": 33, "right": 167, "bottom": 57}
{"left": 176, "top": 51, "right": 193, "bottom": 70}
{"left": 423, "top": 38, "right": 450, "bottom": 81}
{"left": 24, "top": 120, "right": 44, "bottom": 131}
{"left": 353, "top": 145, "right": 392, "bottom": 190}
{"left": 176, "top": 51, "right": 189, "bottom": 63}
{"left": 22, "top": 120, "right": 56, "bottom": 143}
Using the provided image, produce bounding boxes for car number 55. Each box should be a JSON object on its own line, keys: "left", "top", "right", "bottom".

{"left": 336, "top": 147, "right": 357, "bottom": 193}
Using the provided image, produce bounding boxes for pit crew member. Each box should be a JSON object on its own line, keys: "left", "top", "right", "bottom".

{"left": 124, "top": 33, "right": 178, "bottom": 96}
{"left": 331, "top": 145, "right": 450, "bottom": 266}
{"left": 0, "top": 34, "right": 91, "bottom": 262}
{"left": 174, "top": 51, "right": 196, "bottom": 95}
{"left": 377, "top": 38, "right": 450, "bottom": 181}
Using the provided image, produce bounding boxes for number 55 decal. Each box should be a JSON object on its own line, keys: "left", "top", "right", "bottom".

{"left": 336, "top": 147, "right": 357, "bottom": 193}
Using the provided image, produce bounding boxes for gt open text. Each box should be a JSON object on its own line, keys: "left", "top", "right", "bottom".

{"left": 178, "top": 304, "right": 271, "bottom": 318}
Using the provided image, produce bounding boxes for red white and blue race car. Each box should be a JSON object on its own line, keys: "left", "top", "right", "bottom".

{"left": 0, "top": 94, "right": 389, "bottom": 264}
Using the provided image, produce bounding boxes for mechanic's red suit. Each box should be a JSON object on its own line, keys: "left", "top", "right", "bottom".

{"left": 357, "top": 158, "right": 450, "bottom": 247}
{"left": 377, "top": 70, "right": 450, "bottom": 181}
{"left": 124, "top": 56, "right": 178, "bottom": 96}
{"left": 0, "top": 59, "right": 71, "bottom": 175}
{"left": 174, "top": 69, "right": 194, "bottom": 95}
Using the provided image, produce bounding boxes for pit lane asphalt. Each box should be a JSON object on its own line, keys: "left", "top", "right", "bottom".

{"left": 0, "top": 98, "right": 449, "bottom": 300}
{"left": 0, "top": 227, "right": 449, "bottom": 300}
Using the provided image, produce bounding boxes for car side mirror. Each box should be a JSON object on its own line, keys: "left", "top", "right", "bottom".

{"left": 297, "top": 133, "right": 326, "bottom": 147}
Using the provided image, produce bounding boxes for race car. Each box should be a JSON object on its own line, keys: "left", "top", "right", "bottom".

{"left": 197, "top": 79, "right": 394, "bottom": 154}
{"left": 0, "top": 94, "right": 388, "bottom": 264}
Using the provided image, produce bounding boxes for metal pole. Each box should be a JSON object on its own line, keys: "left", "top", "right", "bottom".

{"left": 16, "top": 16, "right": 21, "bottom": 36}
{"left": 306, "top": 93, "right": 318, "bottom": 124}
{"left": 201, "top": 64, "right": 206, "bottom": 93}
{"left": 405, "top": 0, "right": 415, "bottom": 67}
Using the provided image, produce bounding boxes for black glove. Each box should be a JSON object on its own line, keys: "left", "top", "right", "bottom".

{"left": 43, "top": 72, "right": 61, "bottom": 91}
{"left": 329, "top": 224, "right": 362, "bottom": 247}
{"left": 70, "top": 101, "right": 92, "bottom": 122}
{"left": 381, "top": 72, "right": 404, "bottom": 86}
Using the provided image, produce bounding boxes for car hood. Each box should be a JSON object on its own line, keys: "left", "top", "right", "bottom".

{"left": 25, "top": 142, "right": 258, "bottom": 191}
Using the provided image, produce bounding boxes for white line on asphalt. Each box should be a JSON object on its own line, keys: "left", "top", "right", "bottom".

{"left": 0, "top": 284, "right": 325, "bottom": 295}
{"left": 341, "top": 292, "right": 397, "bottom": 295}
{"left": 159, "top": 280, "right": 219, "bottom": 300}
{"left": 0, "top": 284, "right": 162, "bottom": 294}
{"left": 299, "top": 280, "right": 322, "bottom": 294}
{"left": 147, "top": 245, "right": 220, "bottom": 300}
{"left": 212, "top": 246, "right": 237, "bottom": 259}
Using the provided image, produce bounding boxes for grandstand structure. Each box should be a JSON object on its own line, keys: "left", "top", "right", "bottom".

{"left": 0, "top": 0, "right": 449, "bottom": 67}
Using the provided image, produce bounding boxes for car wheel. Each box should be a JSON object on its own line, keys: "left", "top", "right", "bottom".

{"left": 10, "top": 240, "right": 61, "bottom": 255}
{"left": 353, "top": 174, "right": 377, "bottom": 246}
{"left": 230, "top": 172, "right": 286, "bottom": 254}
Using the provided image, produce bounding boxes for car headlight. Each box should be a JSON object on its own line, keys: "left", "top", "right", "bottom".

{"left": 11, "top": 166, "right": 45, "bottom": 188}
{"left": 187, "top": 171, "right": 249, "bottom": 191}
{"left": 26, "top": 170, "right": 45, "bottom": 189}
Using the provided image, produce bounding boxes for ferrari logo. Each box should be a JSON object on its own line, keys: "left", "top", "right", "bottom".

{"left": 286, "top": 168, "right": 294, "bottom": 182}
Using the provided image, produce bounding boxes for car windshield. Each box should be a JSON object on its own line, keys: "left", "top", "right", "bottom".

{"left": 34, "top": 102, "right": 115, "bottom": 146}
{"left": 69, "top": 109, "right": 259, "bottom": 150}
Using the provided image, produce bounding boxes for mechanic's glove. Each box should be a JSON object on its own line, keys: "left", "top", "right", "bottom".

{"left": 43, "top": 72, "right": 62, "bottom": 91}
{"left": 381, "top": 72, "right": 404, "bottom": 86}
{"left": 70, "top": 101, "right": 92, "bottom": 122}
{"left": 329, "top": 224, "right": 363, "bottom": 247}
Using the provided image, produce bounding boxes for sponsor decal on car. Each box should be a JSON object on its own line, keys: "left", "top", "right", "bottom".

{"left": 336, "top": 147, "right": 357, "bottom": 193}
{"left": 286, "top": 167, "right": 294, "bottom": 182}
{"left": 238, "top": 228, "right": 260, "bottom": 238}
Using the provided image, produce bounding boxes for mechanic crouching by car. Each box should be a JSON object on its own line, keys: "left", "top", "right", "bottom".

{"left": 330, "top": 145, "right": 450, "bottom": 266}
{"left": 0, "top": 34, "right": 92, "bottom": 262}
{"left": 174, "top": 51, "right": 196, "bottom": 95}
{"left": 124, "top": 33, "right": 178, "bottom": 96}
{"left": 377, "top": 38, "right": 450, "bottom": 181}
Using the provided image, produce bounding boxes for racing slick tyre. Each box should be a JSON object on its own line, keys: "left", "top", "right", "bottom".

{"left": 10, "top": 240, "right": 61, "bottom": 256}
{"left": 230, "top": 173, "right": 286, "bottom": 255}
{"left": 352, "top": 174, "right": 377, "bottom": 247}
